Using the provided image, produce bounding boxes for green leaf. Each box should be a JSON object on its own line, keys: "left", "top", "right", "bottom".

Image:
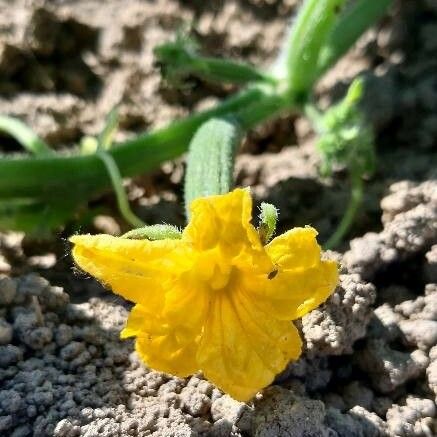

{"left": 0, "top": 198, "right": 80, "bottom": 236}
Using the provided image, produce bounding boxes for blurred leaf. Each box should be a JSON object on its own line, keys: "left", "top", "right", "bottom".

{"left": 0, "top": 115, "right": 53, "bottom": 156}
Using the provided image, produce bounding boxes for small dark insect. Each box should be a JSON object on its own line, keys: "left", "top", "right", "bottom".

{"left": 268, "top": 269, "right": 278, "bottom": 280}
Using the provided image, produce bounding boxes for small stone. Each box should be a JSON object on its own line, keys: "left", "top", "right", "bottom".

{"left": 0, "top": 390, "right": 23, "bottom": 414}
{"left": 29, "top": 327, "right": 53, "bottom": 350}
{"left": 0, "top": 415, "right": 13, "bottom": 432}
{"left": 0, "top": 345, "right": 23, "bottom": 368}
{"left": 368, "top": 304, "right": 402, "bottom": 342}
{"left": 0, "top": 276, "right": 17, "bottom": 306}
{"left": 180, "top": 387, "right": 211, "bottom": 417}
{"left": 252, "top": 387, "right": 328, "bottom": 436}
{"left": 53, "top": 419, "right": 80, "bottom": 437}
{"left": 93, "top": 215, "right": 121, "bottom": 236}
{"left": 10, "top": 424, "right": 31, "bottom": 437}
{"left": 211, "top": 394, "right": 247, "bottom": 423}
{"left": 386, "top": 397, "right": 436, "bottom": 437}
{"left": 60, "top": 342, "right": 85, "bottom": 361}
{"left": 342, "top": 381, "right": 374, "bottom": 411}
{"left": 41, "top": 286, "right": 69, "bottom": 310}
{"left": 17, "top": 274, "right": 49, "bottom": 298}
{"left": 357, "top": 339, "right": 429, "bottom": 393}
{"left": 0, "top": 318, "right": 13, "bottom": 345}
{"left": 55, "top": 324, "right": 73, "bottom": 347}
{"left": 399, "top": 319, "right": 437, "bottom": 350}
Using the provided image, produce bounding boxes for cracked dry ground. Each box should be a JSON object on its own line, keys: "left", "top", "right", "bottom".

{"left": 0, "top": 180, "right": 436, "bottom": 436}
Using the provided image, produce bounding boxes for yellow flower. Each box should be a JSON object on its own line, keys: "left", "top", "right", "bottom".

{"left": 70, "top": 188, "right": 338, "bottom": 401}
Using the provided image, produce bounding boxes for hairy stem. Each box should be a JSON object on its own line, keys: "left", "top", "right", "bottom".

{"left": 184, "top": 118, "right": 242, "bottom": 218}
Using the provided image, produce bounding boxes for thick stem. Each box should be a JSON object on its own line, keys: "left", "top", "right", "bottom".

{"left": 317, "top": 0, "right": 393, "bottom": 75}
{"left": 184, "top": 118, "right": 241, "bottom": 218}
{"left": 286, "top": 0, "right": 346, "bottom": 95}
{"left": 0, "top": 87, "right": 283, "bottom": 200}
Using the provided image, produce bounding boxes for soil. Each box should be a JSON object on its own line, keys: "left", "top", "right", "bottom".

{"left": 1, "top": 0, "right": 437, "bottom": 436}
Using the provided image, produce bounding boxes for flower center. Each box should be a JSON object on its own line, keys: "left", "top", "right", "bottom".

{"left": 194, "top": 249, "right": 238, "bottom": 291}
{"left": 210, "top": 263, "right": 234, "bottom": 290}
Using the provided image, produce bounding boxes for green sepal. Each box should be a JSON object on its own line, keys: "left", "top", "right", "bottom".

{"left": 258, "top": 202, "right": 278, "bottom": 245}
{"left": 122, "top": 224, "right": 182, "bottom": 240}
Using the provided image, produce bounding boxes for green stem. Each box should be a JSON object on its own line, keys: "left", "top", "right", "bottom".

{"left": 0, "top": 87, "right": 277, "bottom": 199}
{"left": 324, "top": 174, "right": 363, "bottom": 250}
{"left": 304, "top": 104, "right": 324, "bottom": 133}
{"left": 97, "top": 151, "right": 145, "bottom": 228}
{"left": 286, "top": 0, "right": 346, "bottom": 95}
{"left": 180, "top": 56, "right": 277, "bottom": 85}
{"left": 0, "top": 115, "right": 53, "bottom": 156}
{"left": 98, "top": 108, "right": 119, "bottom": 151}
{"left": 234, "top": 92, "right": 290, "bottom": 127}
{"left": 317, "top": 0, "right": 393, "bottom": 74}
{"left": 0, "top": 0, "right": 393, "bottom": 201}
{"left": 155, "top": 36, "right": 276, "bottom": 86}
{"left": 0, "top": 0, "right": 393, "bottom": 233}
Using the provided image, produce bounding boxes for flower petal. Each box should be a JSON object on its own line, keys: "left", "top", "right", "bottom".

{"left": 257, "top": 226, "right": 339, "bottom": 320}
{"left": 122, "top": 304, "right": 200, "bottom": 377}
{"left": 266, "top": 226, "right": 321, "bottom": 270}
{"left": 260, "top": 260, "right": 339, "bottom": 320}
{"left": 121, "top": 273, "right": 208, "bottom": 376}
{"left": 136, "top": 334, "right": 200, "bottom": 377}
{"left": 70, "top": 234, "right": 188, "bottom": 305}
{"left": 184, "top": 189, "right": 260, "bottom": 249}
{"left": 161, "top": 272, "right": 208, "bottom": 335}
{"left": 197, "top": 291, "right": 302, "bottom": 401}
{"left": 120, "top": 304, "right": 167, "bottom": 338}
